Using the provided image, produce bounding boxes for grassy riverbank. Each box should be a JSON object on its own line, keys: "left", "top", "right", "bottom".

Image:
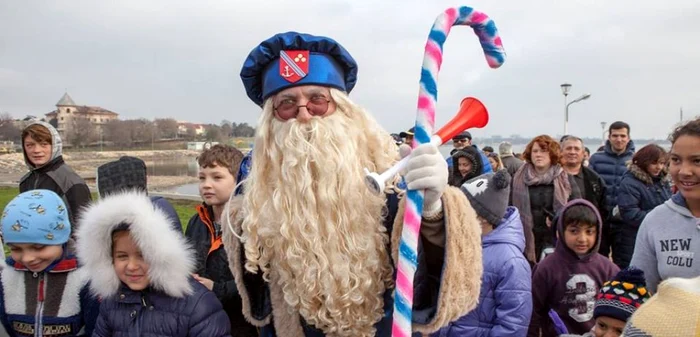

{"left": 0, "top": 187, "right": 199, "bottom": 231}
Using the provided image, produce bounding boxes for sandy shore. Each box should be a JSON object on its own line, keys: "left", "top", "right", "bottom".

{"left": 0, "top": 150, "right": 200, "bottom": 190}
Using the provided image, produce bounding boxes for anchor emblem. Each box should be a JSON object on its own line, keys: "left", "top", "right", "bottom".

{"left": 281, "top": 65, "right": 293, "bottom": 78}
{"left": 279, "top": 50, "right": 309, "bottom": 83}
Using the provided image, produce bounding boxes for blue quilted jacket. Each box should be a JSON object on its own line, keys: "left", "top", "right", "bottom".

{"left": 588, "top": 140, "right": 635, "bottom": 213}
{"left": 431, "top": 207, "right": 532, "bottom": 337}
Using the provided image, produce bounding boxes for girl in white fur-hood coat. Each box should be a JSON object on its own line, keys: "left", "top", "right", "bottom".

{"left": 76, "top": 191, "right": 232, "bottom": 337}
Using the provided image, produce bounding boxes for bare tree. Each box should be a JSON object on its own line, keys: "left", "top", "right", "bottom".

{"left": 232, "top": 122, "right": 255, "bottom": 137}
{"left": 104, "top": 120, "right": 132, "bottom": 147}
{"left": 185, "top": 125, "right": 197, "bottom": 141}
{"left": 48, "top": 118, "right": 58, "bottom": 129}
{"left": 220, "top": 119, "right": 232, "bottom": 138}
{"left": 205, "top": 124, "right": 222, "bottom": 142}
{"left": 128, "top": 119, "right": 155, "bottom": 144}
{"left": 66, "top": 117, "right": 97, "bottom": 148}
{"left": 0, "top": 112, "right": 21, "bottom": 141}
{"left": 155, "top": 118, "right": 179, "bottom": 139}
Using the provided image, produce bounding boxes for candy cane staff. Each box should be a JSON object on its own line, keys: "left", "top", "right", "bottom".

{"left": 220, "top": 32, "right": 484, "bottom": 337}
{"left": 389, "top": 6, "right": 505, "bottom": 337}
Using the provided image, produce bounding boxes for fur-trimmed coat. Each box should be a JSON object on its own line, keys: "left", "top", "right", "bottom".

{"left": 76, "top": 192, "right": 231, "bottom": 337}
{"left": 222, "top": 186, "right": 483, "bottom": 337}
{"left": 615, "top": 164, "right": 672, "bottom": 268}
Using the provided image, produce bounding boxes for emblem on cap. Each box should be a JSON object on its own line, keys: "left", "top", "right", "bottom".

{"left": 279, "top": 50, "right": 309, "bottom": 83}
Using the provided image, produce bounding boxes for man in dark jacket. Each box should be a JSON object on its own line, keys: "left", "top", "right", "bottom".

{"left": 499, "top": 141, "right": 523, "bottom": 177}
{"left": 561, "top": 136, "right": 608, "bottom": 225}
{"left": 588, "top": 121, "right": 635, "bottom": 258}
{"left": 19, "top": 121, "right": 91, "bottom": 230}
{"left": 447, "top": 131, "right": 493, "bottom": 173}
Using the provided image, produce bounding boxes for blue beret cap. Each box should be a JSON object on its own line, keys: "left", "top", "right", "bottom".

{"left": 240, "top": 31, "right": 358, "bottom": 106}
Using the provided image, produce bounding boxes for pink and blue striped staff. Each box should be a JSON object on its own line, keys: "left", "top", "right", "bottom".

{"left": 392, "top": 6, "right": 506, "bottom": 337}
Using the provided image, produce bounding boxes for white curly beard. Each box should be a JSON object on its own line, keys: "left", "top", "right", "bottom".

{"left": 241, "top": 89, "right": 400, "bottom": 336}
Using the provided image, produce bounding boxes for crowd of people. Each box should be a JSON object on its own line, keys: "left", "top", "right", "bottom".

{"left": 392, "top": 118, "right": 698, "bottom": 336}
{"left": 1, "top": 30, "right": 699, "bottom": 337}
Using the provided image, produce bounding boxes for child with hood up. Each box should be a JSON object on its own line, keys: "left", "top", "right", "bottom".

{"left": 448, "top": 146, "right": 487, "bottom": 187}
{"left": 20, "top": 121, "right": 91, "bottom": 231}
{"left": 528, "top": 199, "right": 620, "bottom": 337}
{"left": 76, "top": 191, "right": 231, "bottom": 336}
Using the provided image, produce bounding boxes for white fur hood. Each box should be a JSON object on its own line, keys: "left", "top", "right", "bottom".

{"left": 76, "top": 191, "right": 195, "bottom": 299}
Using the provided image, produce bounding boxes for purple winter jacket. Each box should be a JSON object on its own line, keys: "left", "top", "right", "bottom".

{"left": 432, "top": 207, "right": 532, "bottom": 336}
{"left": 527, "top": 199, "right": 620, "bottom": 337}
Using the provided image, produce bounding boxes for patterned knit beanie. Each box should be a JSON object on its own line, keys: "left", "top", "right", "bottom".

{"left": 594, "top": 267, "right": 651, "bottom": 322}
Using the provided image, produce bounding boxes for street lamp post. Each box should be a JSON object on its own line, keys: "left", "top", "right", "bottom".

{"left": 561, "top": 83, "right": 591, "bottom": 135}
{"left": 601, "top": 121, "right": 607, "bottom": 146}
{"left": 561, "top": 83, "right": 571, "bottom": 135}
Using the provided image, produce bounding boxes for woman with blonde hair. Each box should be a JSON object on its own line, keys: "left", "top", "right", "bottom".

{"left": 487, "top": 152, "right": 504, "bottom": 171}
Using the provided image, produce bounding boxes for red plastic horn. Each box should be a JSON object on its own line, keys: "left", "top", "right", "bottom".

{"left": 434, "top": 97, "right": 489, "bottom": 144}
{"left": 364, "top": 97, "right": 490, "bottom": 194}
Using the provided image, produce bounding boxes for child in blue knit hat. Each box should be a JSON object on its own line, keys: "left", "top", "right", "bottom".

{"left": 0, "top": 189, "right": 99, "bottom": 336}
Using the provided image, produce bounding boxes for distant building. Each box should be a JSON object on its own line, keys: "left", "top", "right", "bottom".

{"left": 44, "top": 93, "right": 119, "bottom": 139}
{"left": 177, "top": 121, "right": 206, "bottom": 136}
{"left": 12, "top": 115, "right": 44, "bottom": 130}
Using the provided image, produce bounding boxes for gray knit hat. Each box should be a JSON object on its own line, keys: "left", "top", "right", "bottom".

{"left": 460, "top": 170, "right": 511, "bottom": 225}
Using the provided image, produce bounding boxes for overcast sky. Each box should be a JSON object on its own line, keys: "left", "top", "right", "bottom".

{"left": 1, "top": 0, "right": 698, "bottom": 139}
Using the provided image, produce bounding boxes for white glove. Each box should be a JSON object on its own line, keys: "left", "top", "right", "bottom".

{"left": 398, "top": 144, "right": 413, "bottom": 160}
{"left": 403, "top": 143, "right": 448, "bottom": 215}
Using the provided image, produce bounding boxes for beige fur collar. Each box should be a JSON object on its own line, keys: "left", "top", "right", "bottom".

{"left": 391, "top": 186, "right": 483, "bottom": 334}
{"left": 222, "top": 187, "right": 482, "bottom": 336}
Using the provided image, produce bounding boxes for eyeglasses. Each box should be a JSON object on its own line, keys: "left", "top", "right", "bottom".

{"left": 454, "top": 139, "right": 470, "bottom": 143}
{"left": 273, "top": 97, "right": 331, "bottom": 121}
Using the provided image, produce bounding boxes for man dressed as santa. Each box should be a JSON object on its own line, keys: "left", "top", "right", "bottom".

{"left": 222, "top": 31, "right": 483, "bottom": 337}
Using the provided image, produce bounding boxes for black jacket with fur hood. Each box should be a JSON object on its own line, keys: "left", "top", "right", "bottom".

{"left": 76, "top": 191, "right": 231, "bottom": 337}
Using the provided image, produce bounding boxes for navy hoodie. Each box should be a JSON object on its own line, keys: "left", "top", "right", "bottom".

{"left": 527, "top": 199, "right": 620, "bottom": 337}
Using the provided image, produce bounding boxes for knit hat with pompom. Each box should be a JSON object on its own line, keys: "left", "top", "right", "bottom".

{"left": 460, "top": 169, "right": 511, "bottom": 225}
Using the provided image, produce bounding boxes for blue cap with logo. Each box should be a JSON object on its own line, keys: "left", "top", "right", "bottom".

{"left": 240, "top": 31, "right": 359, "bottom": 107}
{"left": 1, "top": 190, "right": 71, "bottom": 245}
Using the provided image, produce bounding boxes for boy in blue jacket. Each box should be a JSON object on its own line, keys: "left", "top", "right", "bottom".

{"left": 434, "top": 170, "right": 532, "bottom": 336}
{"left": 0, "top": 189, "right": 99, "bottom": 336}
